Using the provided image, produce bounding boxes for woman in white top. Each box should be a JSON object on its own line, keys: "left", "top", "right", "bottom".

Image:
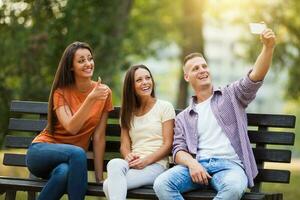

{"left": 103, "top": 64, "right": 175, "bottom": 200}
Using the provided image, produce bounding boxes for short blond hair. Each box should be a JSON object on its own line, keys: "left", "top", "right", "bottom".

{"left": 183, "top": 52, "right": 204, "bottom": 66}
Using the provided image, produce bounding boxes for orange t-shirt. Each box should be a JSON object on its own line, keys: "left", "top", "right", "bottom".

{"left": 32, "top": 81, "right": 113, "bottom": 151}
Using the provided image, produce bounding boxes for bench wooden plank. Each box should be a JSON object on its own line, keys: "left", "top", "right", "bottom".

{"left": 10, "top": 101, "right": 296, "bottom": 127}
{"left": 255, "top": 169, "right": 290, "bottom": 183}
{"left": 4, "top": 136, "right": 121, "bottom": 152}
{"left": 252, "top": 148, "right": 292, "bottom": 163}
{"left": 0, "top": 177, "right": 282, "bottom": 200}
{"left": 248, "top": 131, "right": 295, "bottom": 145}
{"left": 2, "top": 153, "right": 117, "bottom": 171}
{"left": 10, "top": 101, "right": 48, "bottom": 114}
{"left": 247, "top": 113, "right": 295, "bottom": 128}
{"left": 6, "top": 125, "right": 295, "bottom": 146}
{"left": 8, "top": 119, "right": 121, "bottom": 136}
{"left": 4, "top": 136, "right": 292, "bottom": 163}
{"left": 3, "top": 153, "right": 291, "bottom": 184}
{"left": 10, "top": 101, "right": 121, "bottom": 119}
{"left": 8, "top": 119, "right": 47, "bottom": 132}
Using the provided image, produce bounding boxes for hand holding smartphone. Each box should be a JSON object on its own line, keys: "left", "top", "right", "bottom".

{"left": 249, "top": 23, "right": 267, "bottom": 34}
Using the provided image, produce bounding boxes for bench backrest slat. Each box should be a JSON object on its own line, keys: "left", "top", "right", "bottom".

{"left": 255, "top": 169, "right": 290, "bottom": 183}
{"left": 248, "top": 131, "right": 295, "bottom": 145}
{"left": 9, "top": 119, "right": 47, "bottom": 132}
{"left": 5, "top": 135, "right": 293, "bottom": 163}
{"left": 247, "top": 113, "right": 296, "bottom": 128}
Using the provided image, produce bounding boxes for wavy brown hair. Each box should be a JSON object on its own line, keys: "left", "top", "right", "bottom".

{"left": 120, "top": 64, "right": 155, "bottom": 130}
{"left": 47, "top": 41, "right": 93, "bottom": 134}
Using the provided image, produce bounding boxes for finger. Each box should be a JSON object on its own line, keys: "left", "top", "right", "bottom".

{"left": 206, "top": 172, "right": 212, "bottom": 179}
{"left": 129, "top": 159, "right": 139, "bottom": 167}
{"left": 98, "top": 76, "right": 102, "bottom": 85}
{"left": 191, "top": 175, "right": 196, "bottom": 183}
{"left": 263, "top": 31, "right": 274, "bottom": 37}
{"left": 201, "top": 173, "right": 208, "bottom": 185}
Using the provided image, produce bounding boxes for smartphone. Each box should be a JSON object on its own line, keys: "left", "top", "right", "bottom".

{"left": 249, "top": 23, "right": 267, "bottom": 34}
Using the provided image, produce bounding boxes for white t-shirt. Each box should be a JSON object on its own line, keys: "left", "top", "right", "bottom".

{"left": 195, "top": 95, "right": 242, "bottom": 165}
{"left": 129, "top": 99, "right": 176, "bottom": 168}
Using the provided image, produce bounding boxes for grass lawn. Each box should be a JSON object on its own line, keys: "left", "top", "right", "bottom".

{"left": 262, "top": 170, "right": 300, "bottom": 200}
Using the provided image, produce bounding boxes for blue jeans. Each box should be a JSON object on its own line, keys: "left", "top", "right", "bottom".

{"left": 26, "top": 143, "right": 87, "bottom": 200}
{"left": 154, "top": 158, "right": 248, "bottom": 200}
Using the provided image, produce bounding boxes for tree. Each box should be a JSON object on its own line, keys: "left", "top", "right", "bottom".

{"left": 176, "top": 0, "right": 206, "bottom": 108}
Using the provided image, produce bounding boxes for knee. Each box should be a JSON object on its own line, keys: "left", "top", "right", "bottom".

{"left": 52, "top": 163, "right": 69, "bottom": 184}
{"left": 221, "top": 182, "right": 246, "bottom": 199}
{"left": 107, "top": 158, "right": 127, "bottom": 173}
{"left": 70, "top": 146, "right": 86, "bottom": 162}
{"left": 153, "top": 173, "right": 171, "bottom": 196}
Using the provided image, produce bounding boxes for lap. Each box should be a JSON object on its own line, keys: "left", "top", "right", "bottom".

{"left": 126, "top": 163, "right": 165, "bottom": 189}
{"left": 200, "top": 158, "right": 248, "bottom": 191}
{"left": 26, "top": 143, "right": 86, "bottom": 177}
{"left": 155, "top": 164, "right": 205, "bottom": 193}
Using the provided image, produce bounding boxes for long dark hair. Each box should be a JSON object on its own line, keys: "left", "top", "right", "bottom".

{"left": 47, "top": 41, "right": 93, "bottom": 134}
{"left": 120, "top": 64, "right": 155, "bottom": 130}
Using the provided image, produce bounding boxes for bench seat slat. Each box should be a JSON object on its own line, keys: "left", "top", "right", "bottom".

{"left": 3, "top": 153, "right": 291, "bottom": 183}
{"left": 0, "top": 177, "right": 282, "bottom": 200}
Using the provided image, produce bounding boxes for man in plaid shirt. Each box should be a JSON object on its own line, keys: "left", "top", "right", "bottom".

{"left": 154, "top": 27, "right": 276, "bottom": 200}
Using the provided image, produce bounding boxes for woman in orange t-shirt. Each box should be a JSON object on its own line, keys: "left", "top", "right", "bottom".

{"left": 26, "top": 42, "right": 113, "bottom": 200}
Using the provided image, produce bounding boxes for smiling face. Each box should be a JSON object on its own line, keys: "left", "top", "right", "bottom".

{"left": 134, "top": 68, "right": 153, "bottom": 98}
{"left": 72, "top": 48, "right": 94, "bottom": 80}
{"left": 184, "top": 56, "right": 212, "bottom": 91}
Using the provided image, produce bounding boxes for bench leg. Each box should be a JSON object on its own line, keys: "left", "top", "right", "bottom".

{"left": 27, "top": 191, "right": 37, "bottom": 200}
{"left": 27, "top": 173, "right": 37, "bottom": 200}
{"left": 4, "top": 190, "right": 16, "bottom": 200}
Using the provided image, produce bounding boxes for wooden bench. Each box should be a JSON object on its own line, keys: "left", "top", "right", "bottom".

{"left": 0, "top": 100, "right": 296, "bottom": 200}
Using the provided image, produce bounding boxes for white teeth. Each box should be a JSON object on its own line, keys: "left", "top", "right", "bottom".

{"left": 141, "top": 87, "right": 150, "bottom": 91}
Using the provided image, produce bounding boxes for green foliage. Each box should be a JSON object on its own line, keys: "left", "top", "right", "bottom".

{"left": 0, "top": 0, "right": 182, "bottom": 140}
{"left": 207, "top": 0, "right": 300, "bottom": 101}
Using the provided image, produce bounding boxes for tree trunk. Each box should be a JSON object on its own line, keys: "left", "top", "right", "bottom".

{"left": 176, "top": 0, "right": 206, "bottom": 108}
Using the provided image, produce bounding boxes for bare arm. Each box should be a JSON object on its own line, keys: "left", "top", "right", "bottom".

{"left": 92, "top": 112, "right": 108, "bottom": 183}
{"left": 56, "top": 82, "right": 110, "bottom": 135}
{"left": 120, "top": 127, "right": 133, "bottom": 159}
{"left": 129, "top": 119, "right": 174, "bottom": 169}
{"left": 175, "top": 150, "right": 211, "bottom": 185}
{"left": 249, "top": 28, "right": 276, "bottom": 82}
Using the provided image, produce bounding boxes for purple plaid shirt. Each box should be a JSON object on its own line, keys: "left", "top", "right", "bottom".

{"left": 173, "top": 71, "right": 263, "bottom": 187}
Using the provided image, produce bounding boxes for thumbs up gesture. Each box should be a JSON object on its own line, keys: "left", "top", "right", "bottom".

{"left": 88, "top": 76, "right": 109, "bottom": 101}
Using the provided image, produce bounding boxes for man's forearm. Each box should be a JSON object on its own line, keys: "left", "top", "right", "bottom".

{"left": 175, "top": 150, "right": 198, "bottom": 167}
{"left": 250, "top": 46, "right": 274, "bottom": 82}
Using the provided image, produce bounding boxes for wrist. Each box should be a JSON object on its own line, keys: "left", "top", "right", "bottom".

{"left": 187, "top": 158, "right": 199, "bottom": 168}
{"left": 263, "top": 44, "right": 275, "bottom": 51}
